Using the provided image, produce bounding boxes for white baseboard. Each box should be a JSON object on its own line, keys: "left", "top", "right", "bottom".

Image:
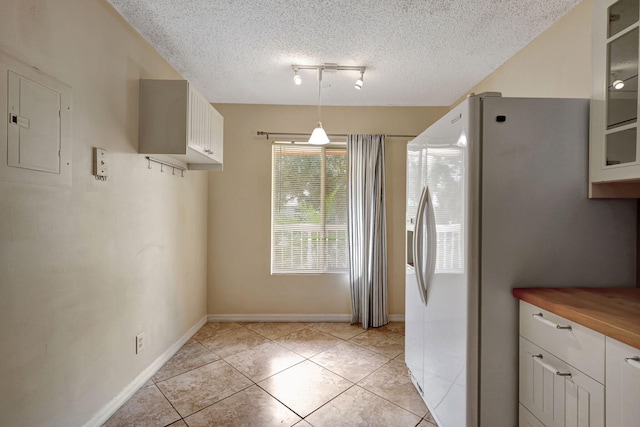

{"left": 208, "top": 314, "right": 405, "bottom": 322}
{"left": 83, "top": 315, "right": 207, "bottom": 427}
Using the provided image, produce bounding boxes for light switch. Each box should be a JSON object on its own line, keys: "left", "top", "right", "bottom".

{"left": 93, "top": 148, "right": 108, "bottom": 181}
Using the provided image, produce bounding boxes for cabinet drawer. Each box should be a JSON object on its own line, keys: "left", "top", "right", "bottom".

{"left": 606, "top": 337, "right": 640, "bottom": 427}
{"left": 519, "top": 338, "right": 604, "bottom": 427}
{"left": 519, "top": 301, "right": 605, "bottom": 383}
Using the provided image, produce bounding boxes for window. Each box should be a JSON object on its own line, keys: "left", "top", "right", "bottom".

{"left": 271, "top": 143, "right": 348, "bottom": 273}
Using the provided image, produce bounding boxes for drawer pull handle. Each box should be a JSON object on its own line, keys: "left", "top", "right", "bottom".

{"left": 532, "top": 313, "right": 572, "bottom": 330}
{"left": 624, "top": 357, "right": 640, "bottom": 370}
{"left": 532, "top": 354, "right": 572, "bottom": 377}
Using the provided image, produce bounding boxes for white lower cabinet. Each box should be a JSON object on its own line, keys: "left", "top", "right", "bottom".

{"left": 520, "top": 403, "right": 546, "bottom": 427}
{"left": 519, "top": 337, "right": 604, "bottom": 427}
{"left": 606, "top": 337, "right": 640, "bottom": 427}
{"left": 518, "top": 302, "right": 605, "bottom": 427}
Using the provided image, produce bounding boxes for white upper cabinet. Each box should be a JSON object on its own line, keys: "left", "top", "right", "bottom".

{"left": 590, "top": 0, "right": 640, "bottom": 193}
{"left": 139, "top": 79, "right": 223, "bottom": 170}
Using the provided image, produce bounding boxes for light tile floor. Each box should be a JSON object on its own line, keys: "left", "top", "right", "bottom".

{"left": 104, "top": 322, "right": 439, "bottom": 427}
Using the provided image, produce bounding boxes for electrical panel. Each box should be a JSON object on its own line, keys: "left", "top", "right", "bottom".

{"left": 0, "top": 51, "right": 72, "bottom": 187}
{"left": 8, "top": 71, "right": 62, "bottom": 174}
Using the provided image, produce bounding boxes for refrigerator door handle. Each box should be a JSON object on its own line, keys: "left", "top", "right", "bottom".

{"left": 424, "top": 186, "right": 437, "bottom": 297}
{"left": 413, "top": 186, "right": 428, "bottom": 304}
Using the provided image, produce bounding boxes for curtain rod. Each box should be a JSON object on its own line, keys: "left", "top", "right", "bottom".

{"left": 256, "top": 131, "right": 416, "bottom": 140}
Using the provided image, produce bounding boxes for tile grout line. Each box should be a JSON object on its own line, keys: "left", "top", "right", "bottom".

{"left": 300, "top": 382, "right": 359, "bottom": 422}
{"left": 151, "top": 382, "right": 187, "bottom": 426}
{"left": 253, "top": 381, "right": 307, "bottom": 421}
{"left": 152, "top": 355, "right": 222, "bottom": 384}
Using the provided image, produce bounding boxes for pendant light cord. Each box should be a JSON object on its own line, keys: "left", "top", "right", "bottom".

{"left": 317, "top": 68, "right": 322, "bottom": 124}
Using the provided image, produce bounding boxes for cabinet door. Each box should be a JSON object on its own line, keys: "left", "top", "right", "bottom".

{"left": 519, "top": 337, "right": 604, "bottom": 427}
{"left": 591, "top": 0, "right": 640, "bottom": 183}
{"left": 187, "top": 84, "right": 213, "bottom": 155}
{"left": 606, "top": 337, "right": 640, "bottom": 426}
{"left": 519, "top": 404, "right": 545, "bottom": 427}
{"left": 209, "top": 106, "right": 223, "bottom": 162}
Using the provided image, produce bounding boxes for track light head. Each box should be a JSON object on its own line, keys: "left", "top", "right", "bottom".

{"left": 613, "top": 79, "right": 625, "bottom": 90}
{"left": 354, "top": 69, "right": 365, "bottom": 90}
{"left": 293, "top": 67, "right": 302, "bottom": 85}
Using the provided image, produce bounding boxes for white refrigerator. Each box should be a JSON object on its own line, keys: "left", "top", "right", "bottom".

{"left": 405, "top": 93, "right": 636, "bottom": 427}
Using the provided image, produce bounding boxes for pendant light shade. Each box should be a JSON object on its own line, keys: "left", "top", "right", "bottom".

{"left": 309, "top": 122, "right": 330, "bottom": 145}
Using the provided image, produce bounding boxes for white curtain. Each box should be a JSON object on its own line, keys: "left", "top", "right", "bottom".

{"left": 347, "top": 134, "right": 388, "bottom": 329}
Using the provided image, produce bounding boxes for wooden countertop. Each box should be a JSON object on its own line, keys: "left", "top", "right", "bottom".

{"left": 513, "top": 288, "right": 640, "bottom": 349}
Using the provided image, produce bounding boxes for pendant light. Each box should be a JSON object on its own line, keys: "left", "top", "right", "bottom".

{"left": 309, "top": 68, "right": 330, "bottom": 145}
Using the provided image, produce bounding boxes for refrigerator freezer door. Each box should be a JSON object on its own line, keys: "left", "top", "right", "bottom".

{"left": 406, "top": 97, "right": 478, "bottom": 427}
{"left": 405, "top": 139, "right": 429, "bottom": 401}
{"left": 407, "top": 99, "right": 471, "bottom": 427}
{"left": 423, "top": 134, "right": 469, "bottom": 427}
{"left": 405, "top": 266, "right": 425, "bottom": 397}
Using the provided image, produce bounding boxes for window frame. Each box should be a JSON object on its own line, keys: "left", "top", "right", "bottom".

{"left": 270, "top": 141, "right": 348, "bottom": 275}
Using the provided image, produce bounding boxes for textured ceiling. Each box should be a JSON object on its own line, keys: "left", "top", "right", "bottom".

{"left": 107, "top": 0, "right": 581, "bottom": 107}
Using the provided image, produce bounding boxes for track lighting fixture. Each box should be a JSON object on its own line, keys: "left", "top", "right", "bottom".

{"left": 290, "top": 63, "right": 366, "bottom": 91}
{"left": 290, "top": 63, "right": 367, "bottom": 145}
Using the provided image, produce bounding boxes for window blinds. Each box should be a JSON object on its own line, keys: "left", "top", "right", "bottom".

{"left": 271, "top": 144, "right": 348, "bottom": 273}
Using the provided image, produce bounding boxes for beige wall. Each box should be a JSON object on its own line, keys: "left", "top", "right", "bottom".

{"left": 206, "top": 0, "right": 595, "bottom": 320}
{"left": 461, "top": 0, "right": 593, "bottom": 102}
{"left": 208, "top": 105, "right": 447, "bottom": 317}
{"left": 0, "top": 0, "right": 599, "bottom": 424}
{"left": 0, "top": 1, "right": 208, "bottom": 426}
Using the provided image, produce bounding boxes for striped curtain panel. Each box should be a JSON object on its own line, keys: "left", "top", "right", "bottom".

{"left": 347, "top": 134, "right": 388, "bottom": 329}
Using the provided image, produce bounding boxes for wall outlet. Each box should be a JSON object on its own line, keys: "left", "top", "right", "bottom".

{"left": 136, "top": 332, "right": 145, "bottom": 354}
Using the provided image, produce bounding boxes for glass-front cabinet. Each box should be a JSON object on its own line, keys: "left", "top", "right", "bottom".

{"left": 590, "top": 0, "right": 640, "bottom": 186}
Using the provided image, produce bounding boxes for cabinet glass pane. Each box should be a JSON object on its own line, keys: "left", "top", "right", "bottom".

{"left": 608, "top": 0, "right": 639, "bottom": 37}
{"left": 607, "top": 28, "right": 639, "bottom": 129}
{"left": 606, "top": 128, "right": 637, "bottom": 165}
